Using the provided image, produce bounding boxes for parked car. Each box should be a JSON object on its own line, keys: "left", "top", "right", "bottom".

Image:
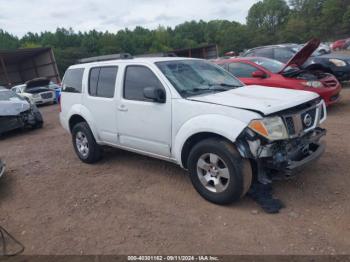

{"left": 331, "top": 38, "right": 350, "bottom": 51}
{"left": 242, "top": 39, "right": 350, "bottom": 82}
{"left": 12, "top": 78, "right": 56, "bottom": 105}
{"left": 60, "top": 56, "right": 327, "bottom": 206}
{"left": 0, "top": 86, "right": 43, "bottom": 136}
{"left": 0, "top": 159, "right": 5, "bottom": 178}
{"left": 215, "top": 44, "right": 341, "bottom": 106}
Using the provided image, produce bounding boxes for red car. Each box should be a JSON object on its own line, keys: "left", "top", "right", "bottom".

{"left": 215, "top": 40, "right": 341, "bottom": 106}
{"left": 331, "top": 38, "right": 350, "bottom": 51}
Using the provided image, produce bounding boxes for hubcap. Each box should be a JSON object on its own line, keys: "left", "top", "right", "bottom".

{"left": 196, "top": 153, "right": 230, "bottom": 193}
{"left": 76, "top": 131, "right": 89, "bottom": 157}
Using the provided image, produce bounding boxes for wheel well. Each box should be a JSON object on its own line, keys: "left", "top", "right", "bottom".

{"left": 181, "top": 132, "right": 232, "bottom": 169}
{"left": 69, "top": 115, "right": 87, "bottom": 132}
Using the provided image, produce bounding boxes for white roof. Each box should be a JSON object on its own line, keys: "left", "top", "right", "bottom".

{"left": 69, "top": 56, "right": 200, "bottom": 69}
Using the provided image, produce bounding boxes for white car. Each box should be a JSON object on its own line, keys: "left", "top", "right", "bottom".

{"left": 60, "top": 57, "right": 327, "bottom": 205}
{"left": 12, "top": 79, "right": 56, "bottom": 105}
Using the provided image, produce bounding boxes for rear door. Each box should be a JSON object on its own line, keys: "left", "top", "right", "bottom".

{"left": 116, "top": 64, "right": 172, "bottom": 157}
{"left": 83, "top": 66, "right": 119, "bottom": 144}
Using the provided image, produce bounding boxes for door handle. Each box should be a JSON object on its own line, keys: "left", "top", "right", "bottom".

{"left": 118, "top": 105, "right": 128, "bottom": 112}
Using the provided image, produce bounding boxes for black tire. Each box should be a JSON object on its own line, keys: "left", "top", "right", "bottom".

{"left": 71, "top": 122, "right": 102, "bottom": 164}
{"left": 187, "top": 138, "right": 252, "bottom": 205}
{"left": 33, "top": 111, "right": 43, "bottom": 129}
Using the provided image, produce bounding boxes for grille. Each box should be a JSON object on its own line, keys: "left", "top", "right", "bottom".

{"left": 41, "top": 92, "right": 53, "bottom": 99}
{"left": 284, "top": 116, "right": 295, "bottom": 135}
{"left": 322, "top": 79, "right": 337, "bottom": 88}
{"left": 282, "top": 102, "right": 322, "bottom": 137}
{"left": 301, "top": 108, "right": 317, "bottom": 129}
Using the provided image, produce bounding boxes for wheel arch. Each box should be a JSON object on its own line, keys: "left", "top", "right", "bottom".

{"left": 173, "top": 114, "right": 248, "bottom": 168}
{"left": 67, "top": 105, "right": 100, "bottom": 141}
{"left": 180, "top": 132, "right": 234, "bottom": 169}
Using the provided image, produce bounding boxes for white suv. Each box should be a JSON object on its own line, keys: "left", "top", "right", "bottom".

{"left": 60, "top": 57, "right": 327, "bottom": 204}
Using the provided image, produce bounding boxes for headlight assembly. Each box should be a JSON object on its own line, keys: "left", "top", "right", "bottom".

{"left": 302, "top": 81, "right": 323, "bottom": 88}
{"left": 248, "top": 116, "right": 289, "bottom": 141}
{"left": 329, "top": 59, "right": 347, "bottom": 67}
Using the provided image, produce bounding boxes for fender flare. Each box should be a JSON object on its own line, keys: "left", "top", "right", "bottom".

{"left": 67, "top": 105, "right": 100, "bottom": 141}
{"left": 173, "top": 114, "right": 248, "bottom": 167}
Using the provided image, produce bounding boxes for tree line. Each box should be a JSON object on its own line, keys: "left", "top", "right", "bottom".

{"left": 0, "top": 0, "right": 349, "bottom": 75}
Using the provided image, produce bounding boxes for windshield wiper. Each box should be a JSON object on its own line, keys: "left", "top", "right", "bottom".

{"left": 209, "top": 83, "right": 242, "bottom": 88}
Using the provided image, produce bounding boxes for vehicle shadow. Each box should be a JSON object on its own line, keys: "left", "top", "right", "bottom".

{"left": 0, "top": 172, "right": 15, "bottom": 203}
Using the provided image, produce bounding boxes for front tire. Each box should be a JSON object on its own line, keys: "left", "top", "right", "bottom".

{"left": 72, "top": 122, "right": 102, "bottom": 164}
{"left": 187, "top": 138, "right": 252, "bottom": 205}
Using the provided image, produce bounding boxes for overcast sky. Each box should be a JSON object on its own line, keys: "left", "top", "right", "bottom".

{"left": 0, "top": 0, "right": 260, "bottom": 37}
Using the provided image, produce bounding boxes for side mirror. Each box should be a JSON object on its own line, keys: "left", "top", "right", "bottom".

{"left": 143, "top": 87, "right": 166, "bottom": 103}
{"left": 252, "top": 71, "right": 266, "bottom": 78}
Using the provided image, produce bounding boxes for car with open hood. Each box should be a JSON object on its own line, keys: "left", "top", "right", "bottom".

{"left": 0, "top": 86, "right": 43, "bottom": 136}
{"left": 242, "top": 39, "right": 350, "bottom": 82}
{"left": 215, "top": 40, "right": 341, "bottom": 106}
{"left": 11, "top": 78, "right": 56, "bottom": 105}
{"left": 60, "top": 56, "right": 327, "bottom": 212}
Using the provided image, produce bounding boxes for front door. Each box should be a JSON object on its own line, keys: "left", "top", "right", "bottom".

{"left": 117, "top": 65, "right": 172, "bottom": 157}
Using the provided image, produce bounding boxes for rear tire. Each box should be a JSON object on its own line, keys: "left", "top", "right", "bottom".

{"left": 187, "top": 138, "right": 252, "bottom": 205}
{"left": 72, "top": 122, "right": 102, "bottom": 164}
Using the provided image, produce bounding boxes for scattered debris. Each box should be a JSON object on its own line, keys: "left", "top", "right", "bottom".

{"left": 0, "top": 226, "right": 25, "bottom": 256}
{"left": 248, "top": 182, "right": 285, "bottom": 214}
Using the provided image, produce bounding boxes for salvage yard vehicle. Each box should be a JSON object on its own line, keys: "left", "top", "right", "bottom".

{"left": 242, "top": 39, "right": 350, "bottom": 82}
{"left": 60, "top": 56, "right": 327, "bottom": 205}
{"left": 12, "top": 78, "right": 56, "bottom": 105}
{"left": 0, "top": 87, "right": 43, "bottom": 136}
{"left": 0, "top": 159, "right": 5, "bottom": 178}
{"left": 215, "top": 56, "right": 341, "bottom": 106}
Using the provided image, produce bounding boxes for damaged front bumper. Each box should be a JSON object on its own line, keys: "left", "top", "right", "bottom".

{"left": 237, "top": 127, "right": 326, "bottom": 181}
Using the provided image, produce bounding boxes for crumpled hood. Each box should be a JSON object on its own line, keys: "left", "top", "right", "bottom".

{"left": 187, "top": 85, "right": 319, "bottom": 115}
{"left": 0, "top": 99, "right": 30, "bottom": 116}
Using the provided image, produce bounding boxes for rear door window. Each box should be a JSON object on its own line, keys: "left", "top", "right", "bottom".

{"left": 255, "top": 48, "right": 274, "bottom": 58}
{"left": 274, "top": 48, "right": 294, "bottom": 63}
{"left": 88, "top": 67, "right": 118, "bottom": 98}
{"left": 62, "top": 68, "right": 84, "bottom": 93}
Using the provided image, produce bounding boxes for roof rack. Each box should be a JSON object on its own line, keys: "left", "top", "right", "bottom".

{"left": 135, "top": 52, "right": 177, "bottom": 58}
{"left": 77, "top": 53, "right": 133, "bottom": 63}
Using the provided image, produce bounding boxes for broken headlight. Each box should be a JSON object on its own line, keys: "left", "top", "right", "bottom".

{"left": 248, "top": 116, "right": 289, "bottom": 141}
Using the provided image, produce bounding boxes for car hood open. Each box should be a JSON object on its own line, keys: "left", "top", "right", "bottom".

{"left": 26, "top": 78, "right": 50, "bottom": 89}
{"left": 279, "top": 38, "right": 320, "bottom": 73}
{"left": 187, "top": 85, "right": 319, "bottom": 115}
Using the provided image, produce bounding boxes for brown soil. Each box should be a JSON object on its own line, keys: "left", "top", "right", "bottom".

{"left": 0, "top": 89, "right": 349, "bottom": 255}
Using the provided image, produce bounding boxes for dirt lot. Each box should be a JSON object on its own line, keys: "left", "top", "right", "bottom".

{"left": 0, "top": 89, "right": 349, "bottom": 255}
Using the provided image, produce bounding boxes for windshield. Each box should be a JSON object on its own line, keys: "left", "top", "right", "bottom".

{"left": 156, "top": 60, "right": 243, "bottom": 97}
{"left": 249, "top": 57, "right": 295, "bottom": 73}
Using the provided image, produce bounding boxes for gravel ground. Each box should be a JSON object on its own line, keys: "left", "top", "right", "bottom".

{"left": 0, "top": 89, "right": 349, "bottom": 255}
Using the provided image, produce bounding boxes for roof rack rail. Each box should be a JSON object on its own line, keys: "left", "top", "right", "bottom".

{"left": 77, "top": 53, "right": 133, "bottom": 63}
{"left": 135, "top": 52, "right": 177, "bottom": 58}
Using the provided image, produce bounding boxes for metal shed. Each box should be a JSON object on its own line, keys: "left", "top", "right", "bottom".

{"left": 0, "top": 47, "right": 60, "bottom": 88}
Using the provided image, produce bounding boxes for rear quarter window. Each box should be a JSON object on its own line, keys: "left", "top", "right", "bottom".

{"left": 62, "top": 68, "right": 84, "bottom": 93}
